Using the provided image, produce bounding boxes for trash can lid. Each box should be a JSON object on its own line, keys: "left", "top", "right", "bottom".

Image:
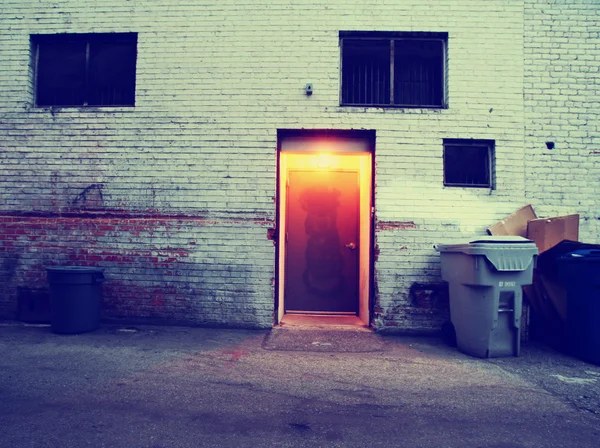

{"left": 560, "top": 249, "right": 600, "bottom": 261}
{"left": 46, "top": 266, "right": 104, "bottom": 273}
{"left": 435, "top": 236, "right": 536, "bottom": 252}
{"left": 435, "top": 236, "right": 538, "bottom": 271}
{"left": 469, "top": 236, "right": 533, "bottom": 244}
{"left": 46, "top": 266, "right": 105, "bottom": 284}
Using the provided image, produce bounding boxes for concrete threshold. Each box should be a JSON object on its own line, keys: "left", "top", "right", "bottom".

{"left": 278, "top": 314, "right": 370, "bottom": 331}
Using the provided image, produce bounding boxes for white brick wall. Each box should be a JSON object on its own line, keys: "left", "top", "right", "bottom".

{"left": 2, "top": 0, "right": 587, "bottom": 331}
{"left": 524, "top": 0, "right": 600, "bottom": 242}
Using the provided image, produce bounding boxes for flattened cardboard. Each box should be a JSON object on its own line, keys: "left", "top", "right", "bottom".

{"left": 487, "top": 205, "right": 537, "bottom": 237}
{"left": 524, "top": 274, "right": 569, "bottom": 352}
{"left": 527, "top": 214, "right": 579, "bottom": 254}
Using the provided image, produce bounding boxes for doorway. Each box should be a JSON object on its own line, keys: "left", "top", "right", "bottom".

{"left": 276, "top": 131, "right": 374, "bottom": 326}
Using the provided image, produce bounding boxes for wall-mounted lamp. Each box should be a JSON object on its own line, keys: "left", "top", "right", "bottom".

{"left": 305, "top": 83, "right": 313, "bottom": 96}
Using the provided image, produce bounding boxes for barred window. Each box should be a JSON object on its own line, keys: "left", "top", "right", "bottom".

{"left": 32, "top": 33, "right": 137, "bottom": 107}
{"left": 340, "top": 31, "right": 447, "bottom": 108}
{"left": 443, "top": 139, "right": 494, "bottom": 188}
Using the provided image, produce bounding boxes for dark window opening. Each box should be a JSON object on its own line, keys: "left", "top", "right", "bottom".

{"left": 443, "top": 139, "right": 494, "bottom": 188}
{"left": 341, "top": 39, "right": 390, "bottom": 106}
{"left": 340, "top": 31, "right": 447, "bottom": 108}
{"left": 32, "top": 33, "right": 137, "bottom": 107}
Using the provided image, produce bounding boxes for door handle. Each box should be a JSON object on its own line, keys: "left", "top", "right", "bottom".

{"left": 345, "top": 242, "right": 357, "bottom": 250}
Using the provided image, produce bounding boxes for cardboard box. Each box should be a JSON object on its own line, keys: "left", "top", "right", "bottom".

{"left": 487, "top": 205, "right": 537, "bottom": 237}
{"left": 526, "top": 214, "right": 579, "bottom": 254}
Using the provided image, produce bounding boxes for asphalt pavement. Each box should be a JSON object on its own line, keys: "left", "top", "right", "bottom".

{"left": 0, "top": 322, "right": 599, "bottom": 448}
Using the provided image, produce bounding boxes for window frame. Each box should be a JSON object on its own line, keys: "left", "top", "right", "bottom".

{"left": 443, "top": 139, "right": 495, "bottom": 189}
{"left": 339, "top": 31, "right": 448, "bottom": 109}
{"left": 31, "top": 32, "right": 138, "bottom": 108}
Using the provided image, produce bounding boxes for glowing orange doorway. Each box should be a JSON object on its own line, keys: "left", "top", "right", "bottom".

{"left": 277, "top": 133, "right": 373, "bottom": 326}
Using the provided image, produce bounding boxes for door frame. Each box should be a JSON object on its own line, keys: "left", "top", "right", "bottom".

{"left": 275, "top": 129, "right": 376, "bottom": 326}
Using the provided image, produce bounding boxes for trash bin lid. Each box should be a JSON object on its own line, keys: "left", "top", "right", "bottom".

{"left": 559, "top": 249, "right": 600, "bottom": 261}
{"left": 46, "top": 266, "right": 105, "bottom": 284}
{"left": 46, "top": 266, "right": 104, "bottom": 273}
{"left": 469, "top": 236, "right": 533, "bottom": 245}
{"left": 435, "top": 236, "right": 536, "bottom": 252}
{"left": 435, "top": 236, "right": 538, "bottom": 271}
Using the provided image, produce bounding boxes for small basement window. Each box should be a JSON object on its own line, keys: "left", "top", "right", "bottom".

{"left": 340, "top": 31, "right": 447, "bottom": 108}
{"left": 31, "top": 33, "right": 137, "bottom": 107}
{"left": 443, "top": 139, "right": 494, "bottom": 188}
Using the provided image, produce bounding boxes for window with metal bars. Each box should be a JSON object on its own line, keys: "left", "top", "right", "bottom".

{"left": 443, "top": 139, "right": 494, "bottom": 188}
{"left": 31, "top": 33, "right": 137, "bottom": 107}
{"left": 340, "top": 31, "right": 447, "bottom": 108}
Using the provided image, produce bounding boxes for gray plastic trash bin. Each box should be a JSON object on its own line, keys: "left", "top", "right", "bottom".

{"left": 47, "top": 266, "right": 105, "bottom": 334}
{"left": 435, "top": 236, "right": 538, "bottom": 358}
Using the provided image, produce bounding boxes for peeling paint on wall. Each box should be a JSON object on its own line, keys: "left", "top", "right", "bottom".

{"left": 0, "top": 213, "right": 274, "bottom": 327}
{"left": 376, "top": 221, "right": 418, "bottom": 231}
{"left": 71, "top": 184, "right": 104, "bottom": 208}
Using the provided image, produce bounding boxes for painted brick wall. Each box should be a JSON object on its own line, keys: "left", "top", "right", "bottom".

{"left": 0, "top": 215, "right": 273, "bottom": 326}
{"left": 524, "top": 0, "right": 600, "bottom": 241}
{"left": 1, "top": 1, "right": 534, "bottom": 331}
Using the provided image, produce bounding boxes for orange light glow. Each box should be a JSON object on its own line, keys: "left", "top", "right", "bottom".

{"left": 282, "top": 152, "right": 362, "bottom": 172}
{"left": 315, "top": 153, "right": 335, "bottom": 168}
{"left": 278, "top": 149, "right": 372, "bottom": 325}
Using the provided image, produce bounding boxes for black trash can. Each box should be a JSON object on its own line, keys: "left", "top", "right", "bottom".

{"left": 557, "top": 250, "right": 600, "bottom": 365}
{"left": 46, "top": 266, "right": 105, "bottom": 334}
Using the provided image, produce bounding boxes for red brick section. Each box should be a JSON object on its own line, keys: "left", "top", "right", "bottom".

{"left": 375, "top": 221, "right": 418, "bottom": 231}
{"left": 0, "top": 213, "right": 274, "bottom": 327}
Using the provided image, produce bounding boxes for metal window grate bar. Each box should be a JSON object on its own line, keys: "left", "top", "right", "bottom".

{"left": 341, "top": 34, "right": 447, "bottom": 108}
